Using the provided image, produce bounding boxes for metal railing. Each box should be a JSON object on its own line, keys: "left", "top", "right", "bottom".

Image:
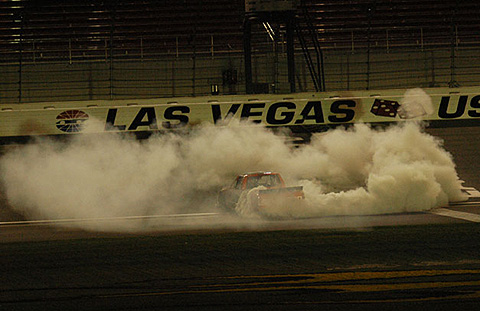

{"left": 1, "top": 26, "right": 480, "bottom": 104}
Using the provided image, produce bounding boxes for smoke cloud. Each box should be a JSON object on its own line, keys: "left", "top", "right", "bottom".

{"left": 0, "top": 92, "right": 466, "bottom": 231}
{"left": 259, "top": 122, "right": 466, "bottom": 218}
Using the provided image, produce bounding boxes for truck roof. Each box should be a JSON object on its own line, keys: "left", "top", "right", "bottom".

{"left": 240, "top": 171, "right": 278, "bottom": 177}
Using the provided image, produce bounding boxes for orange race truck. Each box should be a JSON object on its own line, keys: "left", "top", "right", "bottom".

{"left": 217, "top": 172, "right": 304, "bottom": 212}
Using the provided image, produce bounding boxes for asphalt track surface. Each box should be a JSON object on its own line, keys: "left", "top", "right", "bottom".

{"left": 1, "top": 126, "right": 480, "bottom": 311}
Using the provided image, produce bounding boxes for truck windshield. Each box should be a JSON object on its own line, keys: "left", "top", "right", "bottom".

{"left": 246, "top": 174, "right": 281, "bottom": 189}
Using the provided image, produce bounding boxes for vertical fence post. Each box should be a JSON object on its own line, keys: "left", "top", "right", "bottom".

{"left": 18, "top": 40, "right": 22, "bottom": 103}
{"left": 420, "top": 28, "right": 424, "bottom": 51}
{"left": 109, "top": 37, "right": 114, "bottom": 99}
{"left": 32, "top": 40, "right": 36, "bottom": 64}
{"left": 211, "top": 35, "right": 214, "bottom": 59}
{"left": 18, "top": 12, "right": 23, "bottom": 103}
{"left": 386, "top": 29, "right": 389, "bottom": 53}
{"left": 455, "top": 25, "right": 459, "bottom": 47}
{"left": 286, "top": 15, "right": 295, "bottom": 93}
{"left": 191, "top": 34, "right": 196, "bottom": 97}
{"left": 192, "top": 54, "right": 196, "bottom": 97}
{"left": 109, "top": 2, "right": 116, "bottom": 99}
{"left": 172, "top": 59, "right": 175, "bottom": 97}
{"left": 69, "top": 39, "right": 72, "bottom": 64}
{"left": 448, "top": 21, "right": 459, "bottom": 87}
{"left": 346, "top": 53, "right": 350, "bottom": 90}
{"left": 176, "top": 37, "right": 179, "bottom": 58}
{"left": 104, "top": 39, "right": 108, "bottom": 62}
{"left": 351, "top": 31, "right": 354, "bottom": 54}
{"left": 366, "top": 31, "right": 371, "bottom": 90}
{"left": 280, "top": 32, "right": 284, "bottom": 53}
{"left": 430, "top": 51, "right": 436, "bottom": 87}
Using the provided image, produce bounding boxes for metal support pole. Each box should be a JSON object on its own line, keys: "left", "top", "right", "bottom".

{"left": 32, "top": 40, "right": 36, "bottom": 64}
{"left": 243, "top": 18, "right": 253, "bottom": 94}
{"left": 351, "top": 31, "right": 354, "bottom": 54}
{"left": 192, "top": 41, "right": 196, "bottom": 97}
{"left": 104, "top": 38, "right": 108, "bottom": 62}
{"left": 176, "top": 37, "right": 179, "bottom": 58}
{"left": 109, "top": 4, "right": 116, "bottom": 99}
{"left": 18, "top": 12, "right": 24, "bottom": 103}
{"left": 448, "top": 24, "right": 459, "bottom": 88}
{"left": 18, "top": 35, "right": 22, "bottom": 103}
{"left": 211, "top": 35, "right": 214, "bottom": 59}
{"left": 69, "top": 39, "right": 72, "bottom": 64}
{"left": 386, "top": 29, "right": 389, "bottom": 53}
{"left": 420, "top": 27, "right": 424, "bottom": 51}
{"left": 286, "top": 15, "right": 295, "bottom": 93}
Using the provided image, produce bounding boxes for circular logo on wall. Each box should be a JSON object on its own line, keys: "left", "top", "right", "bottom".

{"left": 56, "top": 110, "right": 89, "bottom": 133}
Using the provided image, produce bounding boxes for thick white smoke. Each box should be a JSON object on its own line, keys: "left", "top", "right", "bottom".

{"left": 260, "top": 122, "right": 466, "bottom": 218}
{"left": 399, "top": 88, "right": 435, "bottom": 119}
{"left": 0, "top": 91, "right": 466, "bottom": 230}
{"left": 0, "top": 120, "right": 294, "bottom": 227}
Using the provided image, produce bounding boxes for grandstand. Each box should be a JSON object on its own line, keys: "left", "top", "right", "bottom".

{"left": 1, "top": 0, "right": 479, "bottom": 103}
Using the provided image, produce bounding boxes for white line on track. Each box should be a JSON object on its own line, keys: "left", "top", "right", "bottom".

{"left": 0, "top": 212, "right": 220, "bottom": 226}
{"left": 449, "top": 201, "right": 480, "bottom": 207}
{"left": 430, "top": 208, "right": 480, "bottom": 223}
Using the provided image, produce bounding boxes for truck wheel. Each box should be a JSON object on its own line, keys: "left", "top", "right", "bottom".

{"left": 216, "top": 194, "right": 232, "bottom": 212}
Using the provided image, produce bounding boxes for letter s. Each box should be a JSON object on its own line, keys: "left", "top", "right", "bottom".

{"left": 468, "top": 95, "right": 480, "bottom": 118}
{"left": 162, "top": 106, "right": 190, "bottom": 128}
{"left": 328, "top": 100, "right": 356, "bottom": 123}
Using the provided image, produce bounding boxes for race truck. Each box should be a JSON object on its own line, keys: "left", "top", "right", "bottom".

{"left": 217, "top": 172, "right": 304, "bottom": 212}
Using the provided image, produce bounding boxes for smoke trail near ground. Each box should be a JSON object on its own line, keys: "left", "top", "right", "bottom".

{"left": 0, "top": 93, "right": 466, "bottom": 230}
{"left": 259, "top": 122, "right": 466, "bottom": 218}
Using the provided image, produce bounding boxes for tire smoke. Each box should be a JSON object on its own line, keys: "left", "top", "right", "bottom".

{"left": 0, "top": 96, "right": 466, "bottom": 230}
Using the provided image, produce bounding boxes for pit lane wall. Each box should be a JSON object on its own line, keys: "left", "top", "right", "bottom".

{"left": 0, "top": 86, "right": 479, "bottom": 140}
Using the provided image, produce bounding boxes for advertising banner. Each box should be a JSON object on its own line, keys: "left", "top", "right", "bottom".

{"left": 0, "top": 86, "right": 479, "bottom": 139}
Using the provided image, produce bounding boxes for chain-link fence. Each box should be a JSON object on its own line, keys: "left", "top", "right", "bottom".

{"left": 1, "top": 40, "right": 479, "bottom": 104}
